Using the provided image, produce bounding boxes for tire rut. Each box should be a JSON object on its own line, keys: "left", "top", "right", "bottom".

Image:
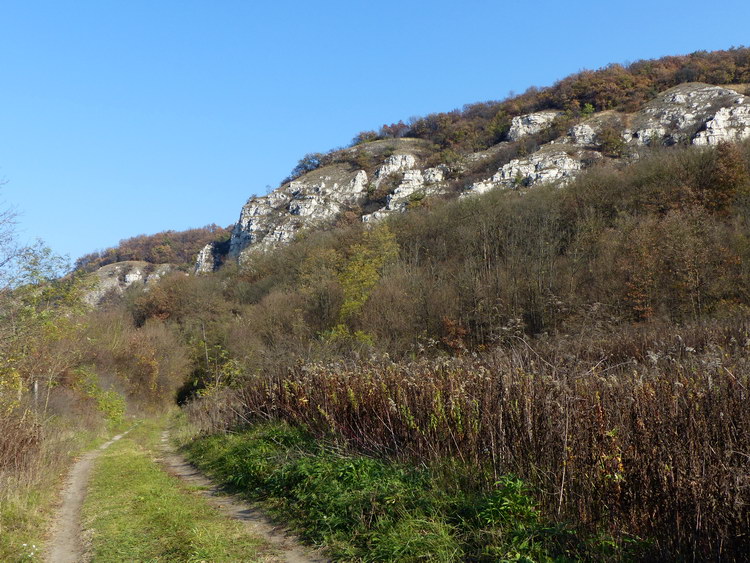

{"left": 46, "top": 429, "right": 132, "bottom": 563}
{"left": 159, "top": 431, "right": 329, "bottom": 563}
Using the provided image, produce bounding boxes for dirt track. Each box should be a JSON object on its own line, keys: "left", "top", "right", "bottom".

{"left": 46, "top": 429, "right": 131, "bottom": 563}
{"left": 158, "top": 431, "right": 329, "bottom": 563}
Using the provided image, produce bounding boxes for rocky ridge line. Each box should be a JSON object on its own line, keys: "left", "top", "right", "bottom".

{"left": 196, "top": 82, "right": 750, "bottom": 271}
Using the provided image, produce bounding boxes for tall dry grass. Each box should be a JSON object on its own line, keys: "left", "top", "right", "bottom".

{"left": 187, "top": 320, "right": 750, "bottom": 560}
{"left": 0, "top": 388, "right": 111, "bottom": 559}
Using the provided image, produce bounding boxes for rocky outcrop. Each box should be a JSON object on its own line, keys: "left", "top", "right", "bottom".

{"left": 209, "top": 82, "right": 750, "bottom": 270}
{"left": 195, "top": 243, "right": 220, "bottom": 274}
{"left": 227, "top": 167, "right": 370, "bottom": 263}
{"left": 83, "top": 261, "right": 174, "bottom": 306}
{"left": 466, "top": 148, "right": 598, "bottom": 196}
{"left": 693, "top": 104, "right": 750, "bottom": 145}
{"left": 373, "top": 154, "right": 417, "bottom": 186}
{"left": 224, "top": 139, "right": 450, "bottom": 263}
{"left": 623, "top": 83, "right": 750, "bottom": 146}
{"left": 363, "top": 165, "right": 447, "bottom": 222}
{"left": 508, "top": 111, "right": 562, "bottom": 141}
{"left": 567, "top": 122, "right": 598, "bottom": 145}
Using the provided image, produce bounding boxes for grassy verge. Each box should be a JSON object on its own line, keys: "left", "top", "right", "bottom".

{"left": 0, "top": 416, "right": 122, "bottom": 563}
{"left": 83, "top": 417, "right": 270, "bottom": 562}
{"left": 184, "top": 421, "right": 642, "bottom": 562}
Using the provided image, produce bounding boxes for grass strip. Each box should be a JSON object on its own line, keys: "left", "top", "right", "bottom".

{"left": 83, "top": 418, "right": 269, "bottom": 562}
{"left": 184, "top": 421, "right": 643, "bottom": 562}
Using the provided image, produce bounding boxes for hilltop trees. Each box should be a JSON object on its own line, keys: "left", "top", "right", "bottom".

{"left": 395, "top": 48, "right": 750, "bottom": 154}
{"left": 171, "top": 140, "right": 750, "bottom": 560}
{"left": 74, "top": 224, "right": 231, "bottom": 272}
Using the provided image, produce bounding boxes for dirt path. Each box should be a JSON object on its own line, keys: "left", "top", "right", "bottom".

{"left": 46, "top": 429, "right": 132, "bottom": 563}
{"left": 159, "top": 431, "right": 329, "bottom": 563}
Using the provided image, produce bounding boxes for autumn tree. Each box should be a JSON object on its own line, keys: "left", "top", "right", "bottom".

{"left": 699, "top": 141, "right": 749, "bottom": 213}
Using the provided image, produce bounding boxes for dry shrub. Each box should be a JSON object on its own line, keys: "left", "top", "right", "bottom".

{"left": 182, "top": 386, "right": 249, "bottom": 435}
{"left": 0, "top": 411, "right": 42, "bottom": 476}
{"left": 82, "top": 310, "right": 191, "bottom": 408}
{"left": 189, "top": 320, "right": 750, "bottom": 560}
{"left": 0, "top": 387, "right": 107, "bottom": 504}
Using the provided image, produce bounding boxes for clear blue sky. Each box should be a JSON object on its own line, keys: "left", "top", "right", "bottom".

{"left": 1, "top": 0, "right": 749, "bottom": 262}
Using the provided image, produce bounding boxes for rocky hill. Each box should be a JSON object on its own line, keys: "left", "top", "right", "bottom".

{"left": 82, "top": 261, "right": 175, "bottom": 306}
{"left": 196, "top": 81, "right": 750, "bottom": 271}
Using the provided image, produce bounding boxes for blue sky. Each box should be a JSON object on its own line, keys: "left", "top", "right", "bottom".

{"left": 1, "top": 0, "right": 749, "bottom": 262}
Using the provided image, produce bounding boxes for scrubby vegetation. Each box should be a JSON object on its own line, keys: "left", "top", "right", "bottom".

{"left": 380, "top": 47, "right": 750, "bottom": 154}
{"left": 0, "top": 226, "right": 192, "bottom": 559}
{"left": 74, "top": 223, "right": 230, "bottom": 272}
{"left": 3, "top": 50, "right": 750, "bottom": 560}
{"left": 3, "top": 137, "right": 749, "bottom": 561}
{"left": 283, "top": 48, "right": 750, "bottom": 209}
{"left": 161, "top": 140, "right": 750, "bottom": 560}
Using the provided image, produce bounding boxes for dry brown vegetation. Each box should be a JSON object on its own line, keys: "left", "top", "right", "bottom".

{"left": 173, "top": 140, "right": 750, "bottom": 560}
{"left": 188, "top": 320, "right": 750, "bottom": 559}
{"left": 390, "top": 47, "right": 750, "bottom": 154}
{"left": 74, "top": 224, "right": 230, "bottom": 272}
{"left": 0, "top": 240, "right": 193, "bottom": 557}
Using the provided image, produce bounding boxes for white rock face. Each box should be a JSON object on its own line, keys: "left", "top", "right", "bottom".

{"left": 227, "top": 167, "right": 371, "bottom": 264}
{"left": 373, "top": 154, "right": 417, "bottom": 186}
{"left": 624, "top": 83, "right": 750, "bottom": 146}
{"left": 508, "top": 111, "right": 562, "bottom": 141}
{"left": 212, "top": 82, "right": 750, "bottom": 268}
{"left": 466, "top": 150, "right": 592, "bottom": 196}
{"left": 568, "top": 122, "right": 598, "bottom": 145}
{"left": 693, "top": 104, "right": 750, "bottom": 145}
{"left": 84, "top": 261, "right": 174, "bottom": 306}
{"left": 362, "top": 165, "right": 447, "bottom": 222}
{"left": 195, "top": 243, "right": 219, "bottom": 273}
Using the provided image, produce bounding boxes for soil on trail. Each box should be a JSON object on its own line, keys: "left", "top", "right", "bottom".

{"left": 158, "top": 431, "right": 329, "bottom": 563}
{"left": 46, "top": 430, "right": 131, "bottom": 563}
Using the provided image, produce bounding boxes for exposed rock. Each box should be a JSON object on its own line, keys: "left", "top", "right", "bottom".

{"left": 623, "top": 83, "right": 750, "bottom": 146}
{"left": 466, "top": 148, "right": 596, "bottom": 195}
{"left": 553, "top": 111, "right": 627, "bottom": 148}
{"left": 210, "top": 82, "right": 750, "bottom": 269}
{"left": 568, "top": 122, "right": 598, "bottom": 145}
{"left": 83, "top": 261, "right": 174, "bottom": 306}
{"left": 373, "top": 154, "right": 417, "bottom": 186}
{"left": 693, "top": 104, "right": 750, "bottom": 145}
{"left": 227, "top": 166, "right": 371, "bottom": 264}
{"left": 363, "top": 165, "right": 447, "bottom": 222}
{"left": 195, "top": 243, "right": 220, "bottom": 274}
{"left": 508, "top": 111, "right": 562, "bottom": 141}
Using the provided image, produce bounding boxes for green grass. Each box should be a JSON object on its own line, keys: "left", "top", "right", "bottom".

{"left": 184, "top": 421, "right": 637, "bottom": 562}
{"left": 83, "top": 418, "right": 270, "bottom": 562}
{"left": 0, "top": 490, "right": 45, "bottom": 562}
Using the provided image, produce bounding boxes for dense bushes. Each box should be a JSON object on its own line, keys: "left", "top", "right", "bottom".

{"left": 74, "top": 224, "right": 230, "bottom": 272}
{"left": 171, "top": 140, "right": 750, "bottom": 559}
{"left": 399, "top": 47, "right": 750, "bottom": 154}
{"left": 167, "top": 142, "right": 750, "bottom": 364}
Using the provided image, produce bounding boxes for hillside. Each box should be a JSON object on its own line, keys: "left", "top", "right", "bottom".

{"left": 169, "top": 50, "right": 750, "bottom": 560}
{"left": 4, "top": 48, "right": 750, "bottom": 562}
{"left": 75, "top": 224, "right": 230, "bottom": 273}
{"left": 199, "top": 65, "right": 750, "bottom": 270}
{"left": 174, "top": 134, "right": 750, "bottom": 559}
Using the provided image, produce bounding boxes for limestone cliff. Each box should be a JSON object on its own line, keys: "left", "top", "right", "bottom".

{"left": 83, "top": 261, "right": 175, "bottom": 306}
{"left": 201, "top": 82, "right": 750, "bottom": 270}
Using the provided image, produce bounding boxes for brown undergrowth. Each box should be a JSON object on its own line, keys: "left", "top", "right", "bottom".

{"left": 187, "top": 320, "right": 750, "bottom": 561}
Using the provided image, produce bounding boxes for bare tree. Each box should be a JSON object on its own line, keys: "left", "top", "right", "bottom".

{"left": 0, "top": 182, "right": 18, "bottom": 284}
